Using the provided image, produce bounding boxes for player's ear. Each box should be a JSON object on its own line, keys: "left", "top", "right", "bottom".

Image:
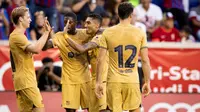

{"left": 19, "top": 17, "right": 23, "bottom": 22}
{"left": 130, "top": 13, "right": 133, "bottom": 19}
{"left": 97, "top": 24, "right": 100, "bottom": 28}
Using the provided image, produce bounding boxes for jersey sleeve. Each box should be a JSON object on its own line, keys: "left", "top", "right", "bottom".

{"left": 140, "top": 30, "right": 148, "bottom": 49}
{"left": 98, "top": 32, "right": 107, "bottom": 49}
{"left": 91, "top": 35, "right": 101, "bottom": 46}
{"left": 12, "top": 34, "right": 31, "bottom": 51}
{"left": 52, "top": 32, "right": 67, "bottom": 48}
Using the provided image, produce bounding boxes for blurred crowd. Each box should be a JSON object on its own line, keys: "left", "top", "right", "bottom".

{"left": 0, "top": 0, "right": 200, "bottom": 42}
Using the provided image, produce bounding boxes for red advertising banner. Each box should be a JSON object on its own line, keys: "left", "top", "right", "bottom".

{"left": 142, "top": 93, "right": 200, "bottom": 112}
{"left": 149, "top": 48, "right": 200, "bottom": 93}
{"left": 0, "top": 46, "right": 61, "bottom": 91}
{"left": 0, "top": 45, "right": 200, "bottom": 93}
{"left": 0, "top": 92, "right": 199, "bottom": 112}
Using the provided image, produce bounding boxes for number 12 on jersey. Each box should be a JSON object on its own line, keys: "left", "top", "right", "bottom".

{"left": 114, "top": 45, "right": 137, "bottom": 68}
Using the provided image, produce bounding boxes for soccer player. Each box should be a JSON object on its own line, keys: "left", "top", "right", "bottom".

{"left": 9, "top": 6, "right": 51, "bottom": 112}
{"left": 96, "top": 2, "right": 151, "bottom": 112}
{"left": 43, "top": 12, "right": 92, "bottom": 112}
{"left": 66, "top": 14, "right": 108, "bottom": 112}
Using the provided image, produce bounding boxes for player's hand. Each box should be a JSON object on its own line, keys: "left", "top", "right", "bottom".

{"left": 48, "top": 63, "right": 54, "bottom": 72}
{"left": 63, "top": 20, "right": 70, "bottom": 34}
{"left": 95, "top": 82, "right": 104, "bottom": 99}
{"left": 142, "top": 82, "right": 151, "bottom": 98}
{"left": 44, "top": 17, "right": 52, "bottom": 33}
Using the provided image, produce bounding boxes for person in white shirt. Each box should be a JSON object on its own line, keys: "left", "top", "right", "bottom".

{"left": 135, "top": 0, "right": 163, "bottom": 34}
{"left": 131, "top": 8, "right": 147, "bottom": 33}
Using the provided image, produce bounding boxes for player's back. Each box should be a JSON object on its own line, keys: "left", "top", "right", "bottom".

{"left": 101, "top": 23, "right": 147, "bottom": 83}
{"left": 9, "top": 30, "right": 36, "bottom": 91}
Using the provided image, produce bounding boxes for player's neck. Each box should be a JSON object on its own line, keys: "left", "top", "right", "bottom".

{"left": 14, "top": 25, "right": 26, "bottom": 33}
{"left": 67, "top": 29, "right": 77, "bottom": 35}
{"left": 119, "top": 19, "right": 131, "bottom": 26}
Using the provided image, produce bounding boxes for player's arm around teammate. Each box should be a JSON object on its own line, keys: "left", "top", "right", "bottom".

{"left": 66, "top": 14, "right": 109, "bottom": 112}
{"left": 65, "top": 15, "right": 105, "bottom": 53}
{"left": 66, "top": 37, "right": 98, "bottom": 53}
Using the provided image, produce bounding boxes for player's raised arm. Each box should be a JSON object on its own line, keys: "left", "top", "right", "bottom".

{"left": 26, "top": 18, "right": 52, "bottom": 53}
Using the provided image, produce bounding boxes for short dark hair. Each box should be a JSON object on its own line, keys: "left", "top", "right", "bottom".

{"left": 42, "top": 57, "right": 53, "bottom": 64}
{"left": 64, "top": 12, "right": 77, "bottom": 21}
{"left": 118, "top": 2, "right": 134, "bottom": 20}
{"left": 102, "top": 12, "right": 111, "bottom": 18}
{"left": 181, "top": 26, "right": 192, "bottom": 34}
{"left": 88, "top": 13, "right": 102, "bottom": 25}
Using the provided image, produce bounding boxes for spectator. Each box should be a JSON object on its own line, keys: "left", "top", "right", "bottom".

{"left": 0, "top": 0, "right": 9, "bottom": 40}
{"left": 30, "top": 11, "right": 45, "bottom": 40}
{"left": 180, "top": 26, "right": 195, "bottom": 43}
{"left": 189, "top": 0, "right": 200, "bottom": 10}
{"left": 6, "top": 0, "right": 26, "bottom": 33}
{"left": 101, "top": 12, "right": 111, "bottom": 28}
{"left": 104, "top": 0, "right": 128, "bottom": 26}
{"left": 34, "top": 0, "right": 58, "bottom": 32}
{"left": 72, "top": 0, "right": 106, "bottom": 27}
{"left": 56, "top": 0, "right": 73, "bottom": 13}
{"left": 152, "top": 12, "right": 181, "bottom": 42}
{"left": 36, "top": 57, "right": 61, "bottom": 91}
{"left": 131, "top": 8, "right": 147, "bottom": 33}
{"left": 189, "top": 4, "right": 200, "bottom": 41}
{"left": 56, "top": 0, "right": 74, "bottom": 31}
{"left": 163, "top": 0, "right": 188, "bottom": 29}
{"left": 96, "top": 0, "right": 105, "bottom": 7}
{"left": 135, "top": 0, "right": 163, "bottom": 37}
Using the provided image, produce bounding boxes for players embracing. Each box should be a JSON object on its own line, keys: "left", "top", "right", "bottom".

{"left": 9, "top": 2, "right": 151, "bottom": 112}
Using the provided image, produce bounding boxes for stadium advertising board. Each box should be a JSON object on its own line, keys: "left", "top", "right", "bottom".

{"left": 0, "top": 45, "right": 200, "bottom": 93}
{"left": 0, "top": 92, "right": 199, "bottom": 112}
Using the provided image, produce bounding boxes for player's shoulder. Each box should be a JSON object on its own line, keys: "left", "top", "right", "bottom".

{"left": 53, "top": 31, "right": 64, "bottom": 40}
{"left": 93, "top": 34, "right": 102, "bottom": 40}
{"left": 77, "top": 28, "right": 86, "bottom": 34}
{"left": 133, "top": 25, "right": 144, "bottom": 32}
{"left": 55, "top": 31, "right": 64, "bottom": 35}
{"left": 76, "top": 28, "right": 90, "bottom": 37}
{"left": 102, "top": 25, "right": 116, "bottom": 34}
{"left": 54, "top": 31, "right": 65, "bottom": 37}
{"left": 9, "top": 30, "right": 26, "bottom": 41}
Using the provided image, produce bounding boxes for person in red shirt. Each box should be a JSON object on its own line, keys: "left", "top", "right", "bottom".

{"left": 151, "top": 12, "right": 181, "bottom": 42}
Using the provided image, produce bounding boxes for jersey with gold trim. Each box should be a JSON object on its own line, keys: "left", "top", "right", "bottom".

{"left": 89, "top": 35, "right": 108, "bottom": 81}
{"left": 52, "top": 29, "right": 91, "bottom": 84}
{"left": 99, "top": 24, "right": 147, "bottom": 83}
{"left": 9, "top": 30, "right": 36, "bottom": 91}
